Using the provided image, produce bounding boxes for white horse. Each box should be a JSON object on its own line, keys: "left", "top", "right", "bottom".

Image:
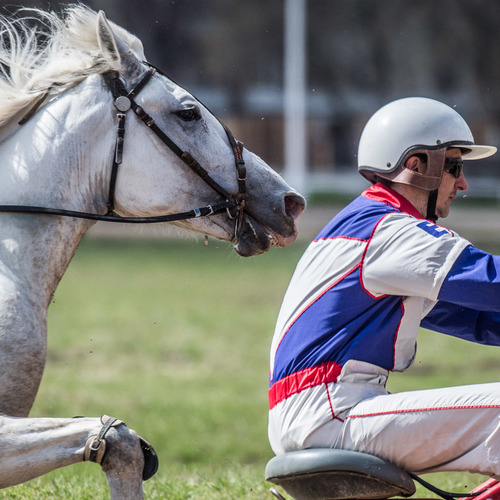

{"left": 0, "top": 5, "right": 305, "bottom": 499}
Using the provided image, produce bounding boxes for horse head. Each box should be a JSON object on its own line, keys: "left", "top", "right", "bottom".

{"left": 93, "top": 11, "right": 305, "bottom": 257}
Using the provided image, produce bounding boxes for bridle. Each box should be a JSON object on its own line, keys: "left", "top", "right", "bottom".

{"left": 0, "top": 63, "right": 248, "bottom": 241}
{"left": 101, "top": 63, "right": 248, "bottom": 233}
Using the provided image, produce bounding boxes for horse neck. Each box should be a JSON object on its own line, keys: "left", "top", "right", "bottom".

{"left": 0, "top": 76, "right": 114, "bottom": 310}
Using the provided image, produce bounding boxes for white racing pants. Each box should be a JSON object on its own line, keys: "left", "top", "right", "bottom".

{"left": 303, "top": 377, "right": 500, "bottom": 477}
{"left": 304, "top": 383, "right": 500, "bottom": 479}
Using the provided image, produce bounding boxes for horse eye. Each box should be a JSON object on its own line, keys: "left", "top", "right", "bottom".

{"left": 175, "top": 107, "right": 200, "bottom": 122}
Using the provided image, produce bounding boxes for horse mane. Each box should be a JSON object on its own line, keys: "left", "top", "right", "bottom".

{"left": 0, "top": 4, "right": 145, "bottom": 126}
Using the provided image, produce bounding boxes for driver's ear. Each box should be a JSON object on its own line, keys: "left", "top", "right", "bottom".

{"left": 405, "top": 155, "right": 425, "bottom": 173}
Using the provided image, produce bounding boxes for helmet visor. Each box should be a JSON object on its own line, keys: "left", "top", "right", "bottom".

{"left": 450, "top": 143, "right": 497, "bottom": 160}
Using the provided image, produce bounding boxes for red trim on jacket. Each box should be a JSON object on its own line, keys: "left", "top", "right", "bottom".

{"left": 269, "top": 361, "right": 343, "bottom": 409}
{"left": 362, "top": 183, "right": 424, "bottom": 220}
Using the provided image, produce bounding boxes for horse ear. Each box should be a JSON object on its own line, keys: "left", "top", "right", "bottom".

{"left": 97, "top": 11, "right": 141, "bottom": 74}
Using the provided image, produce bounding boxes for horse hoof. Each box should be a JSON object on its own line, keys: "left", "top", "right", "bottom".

{"left": 139, "top": 437, "right": 159, "bottom": 480}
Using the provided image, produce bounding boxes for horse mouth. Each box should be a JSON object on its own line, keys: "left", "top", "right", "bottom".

{"left": 232, "top": 193, "right": 305, "bottom": 257}
{"left": 232, "top": 216, "right": 298, "bottom": 257}
{"left": 268, "top": 225, "right": 299, "bottom": 248}
{"left": 232, "top": 216, "right": 297, "bottom": 257}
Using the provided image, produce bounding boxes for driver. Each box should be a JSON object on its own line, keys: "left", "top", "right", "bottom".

{"left": 268, "top": 97, "right": 500, "bottom": 477}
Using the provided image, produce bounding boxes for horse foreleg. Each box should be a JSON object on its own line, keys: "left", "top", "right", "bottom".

{"left": 0, "top": 415, "right": 152, "bottom": 499}
{"left": 91, "top": 416, "right": 147, "bottom": 500}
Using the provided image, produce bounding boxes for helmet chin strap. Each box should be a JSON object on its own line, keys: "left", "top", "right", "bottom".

{"left": 426, "top": 189, "right": 438, "bottom": 222}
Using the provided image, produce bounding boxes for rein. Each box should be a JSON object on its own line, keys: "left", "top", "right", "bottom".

{"left": 0, "top": 64, "right": 248, "bottom": 235}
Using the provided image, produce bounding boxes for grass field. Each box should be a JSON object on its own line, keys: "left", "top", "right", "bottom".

{"left": 1, "top": 232, "right": 499, "bottom": 499}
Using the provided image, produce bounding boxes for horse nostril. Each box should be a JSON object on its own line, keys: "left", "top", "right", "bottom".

{"left": 284, "top": 193, "right": 306, "bottom": 220}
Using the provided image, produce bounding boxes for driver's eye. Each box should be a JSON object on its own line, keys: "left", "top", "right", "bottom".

{"left": 175, "top": 107, "right": 201, "bottom": 122}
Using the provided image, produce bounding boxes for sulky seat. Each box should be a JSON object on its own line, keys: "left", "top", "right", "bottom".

{"left": 265, "top": 448, "right": 416, "bottom": 500}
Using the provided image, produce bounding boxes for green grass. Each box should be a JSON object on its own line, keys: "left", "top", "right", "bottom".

{"left": 1, "top": 234, "right": 499, "bottom": 498}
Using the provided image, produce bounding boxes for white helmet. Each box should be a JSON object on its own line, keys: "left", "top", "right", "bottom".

{"left": 358, "top": 97, "right": 497, "bottom": 190}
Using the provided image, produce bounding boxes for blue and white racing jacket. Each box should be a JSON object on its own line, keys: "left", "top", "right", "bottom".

{"left": 268, "top": 183, "right": 500, "bottom": 454}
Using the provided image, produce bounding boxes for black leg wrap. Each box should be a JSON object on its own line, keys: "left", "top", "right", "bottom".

{"left": 82, "top": 415, "right": 159, "bottom": 481}
{"left": 84, "top": 415, "right": 123, "bottom": 465}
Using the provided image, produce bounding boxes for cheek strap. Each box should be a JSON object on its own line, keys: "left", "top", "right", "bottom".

{"left": 426, "top": 189, "right": 439, "bottom": 222}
